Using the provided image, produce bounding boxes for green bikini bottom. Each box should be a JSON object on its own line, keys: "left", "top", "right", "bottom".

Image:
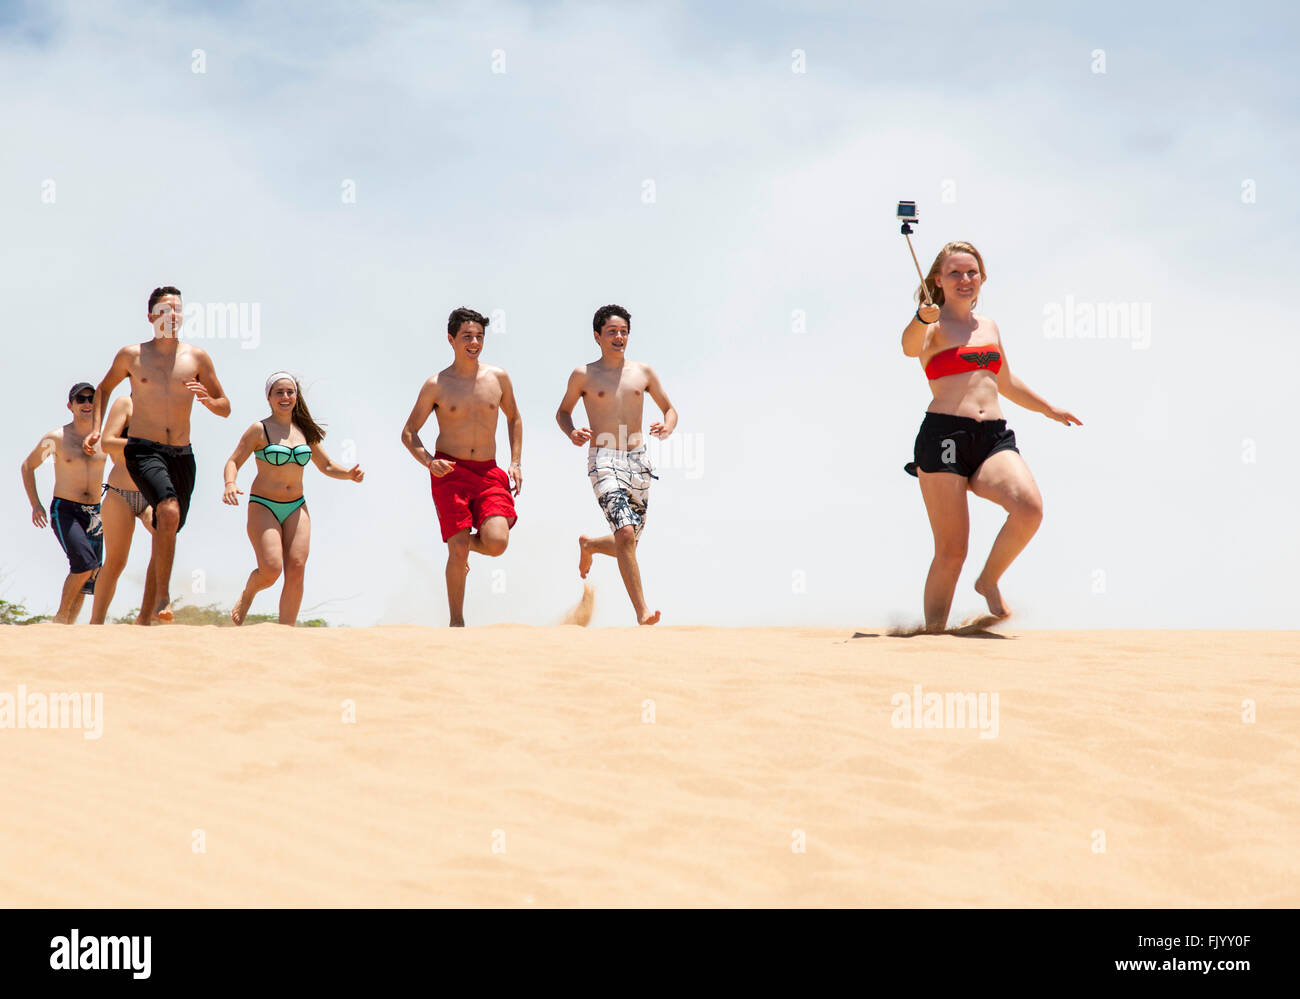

{"left": 249, "top": 494, "right": 306, "bottom": 525}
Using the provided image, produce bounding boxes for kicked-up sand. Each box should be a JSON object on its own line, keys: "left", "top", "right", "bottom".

{"left": 0, "top": 625, "right": 1296, "bottom": 907}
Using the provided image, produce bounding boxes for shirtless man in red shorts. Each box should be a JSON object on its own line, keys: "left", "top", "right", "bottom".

{"left": 401, "top": 307, "right": 523, "bottom": 627}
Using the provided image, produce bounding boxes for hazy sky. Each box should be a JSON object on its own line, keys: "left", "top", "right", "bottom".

{"left": 3, "top": 0, "right": 1296, "bottom": 628}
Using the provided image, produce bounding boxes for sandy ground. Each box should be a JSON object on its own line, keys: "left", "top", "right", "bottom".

{"left": 1, "top": 625, "right": 1296, "bottom": 907}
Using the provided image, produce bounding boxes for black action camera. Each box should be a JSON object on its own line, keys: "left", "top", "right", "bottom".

{"left": 897, "top": 200, "right": 918, "bottom": 234}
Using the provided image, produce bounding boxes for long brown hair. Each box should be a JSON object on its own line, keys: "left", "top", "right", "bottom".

{"left": 267, "top": 375, "right": 327, "bottom": 446}
{"left": 917, "top": 240, "right": 987, "bottom": 307}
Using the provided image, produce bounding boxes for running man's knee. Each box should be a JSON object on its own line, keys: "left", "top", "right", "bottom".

{"left": 154, "top": 499, "right": 181, "bottom": 532}
{"left": 479, "top": 521, "right": 509, "bottom": 557}
{"left": 447, "top": 534, "right": 471, "bottom": 565}
{"left": 613, "top": 525, "right": 637, "bottom": 552}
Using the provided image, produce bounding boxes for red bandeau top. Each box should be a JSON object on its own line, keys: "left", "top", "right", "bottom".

{"left": 924, "top": 344, "right": 1003, "bottom": 380}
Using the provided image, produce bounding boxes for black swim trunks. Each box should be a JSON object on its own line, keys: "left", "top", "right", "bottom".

{"left": 904, "top": 412, "right": 1020, "bottom": 478}
{"left": 123, "top": 437, "right": 197, "bottom": 531}
{"left": 50, "top": 498, "right": 103, "bottom": 592}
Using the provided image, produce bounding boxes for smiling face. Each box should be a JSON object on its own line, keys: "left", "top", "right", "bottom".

{"left": 936, "top": 252, "right": 984, "bottom": 306}
{"left": 594, "top": 315, "right": 629, "bottom": 356}
{"left": 449, "top": 321, "right": 485, "bottom": 361}
{"left": 67, "top": 390, "right": 95, "bottom": 419}
{"left": 149, "top": 294, "right": 183, "bottom": 339}
{"left": 268, "top": 378, "right": 297, "bottom": 414}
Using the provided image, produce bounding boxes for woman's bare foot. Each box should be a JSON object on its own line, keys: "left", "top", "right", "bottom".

{"left": 231, "top": 590, "right": 253, "bottom": 626}
{"left": 952, "top": 614, "right": 1003, "bottom": 635}
{"left": 578, "top": 536, "right": 594, "bottom": 578}
{"left": 638, "top": 609, "right": 661, "bottom": 626}
{"left": 973, "top": 577, "right": 1011, "bottom": 619}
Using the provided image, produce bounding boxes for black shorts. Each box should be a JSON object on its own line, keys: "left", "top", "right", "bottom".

{"left": 904, "top": 412, "right": 1020, "bottom": 478}
{"left": 50, "top": 498, "right": 104, "bottom": 589}
{"left": 123, "top": 437, "right": 197, "bottom": 531}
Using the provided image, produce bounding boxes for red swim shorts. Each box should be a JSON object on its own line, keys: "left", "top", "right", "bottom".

{"left": 429, "top": 451, "right": 518, "bottom": 543}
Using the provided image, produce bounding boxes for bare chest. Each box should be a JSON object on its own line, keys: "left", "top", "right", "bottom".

{"left": 585, "top": 371, "right": 646, "bottom": 406}
{"left": 436, "top": 377, "right": 501, "bottom": 420}
{"left": 56, "top": 436, "right": 102, "bottom": 472}
{"left": 131, "top": 352, "right": 200, "bottom": 396}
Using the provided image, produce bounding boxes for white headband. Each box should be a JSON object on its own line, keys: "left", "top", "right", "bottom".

{"left": 265, "top": 372, "right": 297, "bottom": 398}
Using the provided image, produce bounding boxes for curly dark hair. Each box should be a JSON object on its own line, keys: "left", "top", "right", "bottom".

{"left": 592, "top": 304, "right": 631, "bottom": 333}
{"left": 148, "top": 286, "right": 182, "bottom": 313}
{"left": 447, "top": 307, "right": 490, "bottom": 338}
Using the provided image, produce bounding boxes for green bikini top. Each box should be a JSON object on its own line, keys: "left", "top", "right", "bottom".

{"left": 254, "top": 420, "right": 312, "bottom": 467}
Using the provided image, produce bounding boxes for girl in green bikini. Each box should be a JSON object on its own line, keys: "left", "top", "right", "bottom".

{"left": 222, "top": 372, "right": 364, "bottom": 625}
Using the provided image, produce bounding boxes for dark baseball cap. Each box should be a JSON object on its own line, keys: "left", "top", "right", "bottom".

{"left": 68, "top": 382, "right": 95, "bottom": 401}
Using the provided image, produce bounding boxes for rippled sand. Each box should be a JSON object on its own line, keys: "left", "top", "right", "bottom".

{"left": 1, "top": 625, "right": 1295, "bottom": 907}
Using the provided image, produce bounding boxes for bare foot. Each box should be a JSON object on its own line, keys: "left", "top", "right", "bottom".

{"left": 952, "top": 614, "right": 1004, "bottom": 635}
{"left": 578, "top": 536, "right": 593, "bottom": 579}
{"left": 134, "top": 612, "right": 151, "bottom": 626}
{"left": 973, "top": 577, "right": 1011, "bottom": 619}
{"left": 638, "top": 609, "right": 661, "bottom": 626}
{"left": 449, "top": 618, "right": 465, "bottom": 628}
{"left": 231, "top": 589, "right": 254, "bottom": 626}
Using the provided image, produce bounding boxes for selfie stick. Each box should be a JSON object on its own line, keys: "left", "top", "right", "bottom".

{"left": 898, "top": 203, "right": 933, "bottom": 307}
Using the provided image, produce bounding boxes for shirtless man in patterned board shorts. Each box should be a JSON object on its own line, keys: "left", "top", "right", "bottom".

{"left": 555, "top": 304, "right": 678, "bottom": 626}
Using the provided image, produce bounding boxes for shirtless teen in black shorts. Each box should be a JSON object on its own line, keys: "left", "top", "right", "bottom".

{"left": 83, "top": 286, "right": 230, "bottom": 623}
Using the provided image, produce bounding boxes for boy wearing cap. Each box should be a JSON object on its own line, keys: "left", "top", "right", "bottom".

{"left": 83, "top": 286, "right": 230, "bottom": 623}
{"left": 20, "top": 383, "right": 108, "bottom": 623}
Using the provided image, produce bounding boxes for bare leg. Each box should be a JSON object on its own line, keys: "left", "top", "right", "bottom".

{"left": 578, "top": 534, "right": 616, "bottom": 577}
{"left": 91, "top": 489, "right": 135, "bottom": 624}
{"left": 147, "top": 498, "right": 181, "bottom": 623}
{"left": 917, "top": 470, "right": 971, "bottom": 633}
{"left": 233, "top": 503, "right": 284, "bottom": 625}
{"left": 277, "top": 505, "right": 310, "bottom": 626}
{"left": 468, "top": 516, "right": 510, "bottom": 557}
{"left": 611, "top": 525, "right": 659, "bottom": 625}
{"left": 445, "top": 532, "right": 471, "bottom": 626}
{"left": 135, "top": 512, "right": 158, "bottom": 625}
{"left": 968, "top": 450, "right": 1044, "bottom": 619}
{"left": 54, "top": 572, "right": 92, "bottom": 624}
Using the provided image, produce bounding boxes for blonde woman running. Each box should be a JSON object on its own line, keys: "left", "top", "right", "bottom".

{"left": 900, "top": 241, "right": 1081, "bottom": 632}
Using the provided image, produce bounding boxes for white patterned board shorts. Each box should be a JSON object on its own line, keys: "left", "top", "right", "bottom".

{"left": 588, "top": 446, "right": 657, "bottom": 540}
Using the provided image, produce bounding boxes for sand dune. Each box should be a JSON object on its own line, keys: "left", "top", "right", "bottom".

{"left": 0, "top": 625, "right": 1295, "bottom": 907}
